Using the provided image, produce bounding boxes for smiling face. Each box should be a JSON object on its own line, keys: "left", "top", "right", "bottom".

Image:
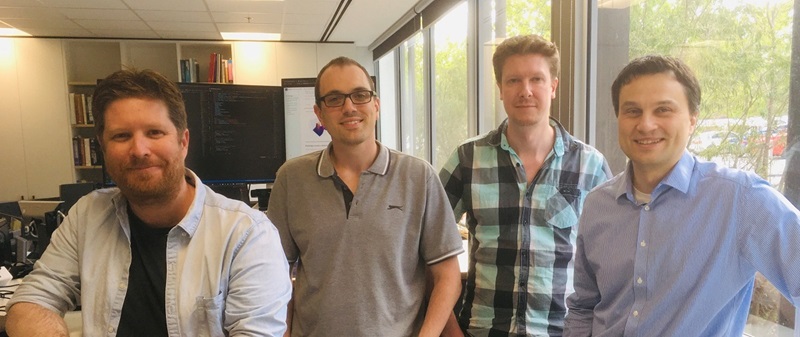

{"left": 498, "top": 53, "right": 558, "bottom": 128}
{"left": 101, "top": 97, "right": 189, "bottom": 203}
{"left": 617, "top": 71, "right": 697, "bottom": 178}
{"left": 313, "top": 64, "right": 380, "bottom": 147}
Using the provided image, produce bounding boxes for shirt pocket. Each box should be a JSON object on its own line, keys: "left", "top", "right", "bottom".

{"left": 192, "top": 291, "right": 226, "bottom": 337}
{"left": 543, "top": 185, "right": 580, "bottom": 229}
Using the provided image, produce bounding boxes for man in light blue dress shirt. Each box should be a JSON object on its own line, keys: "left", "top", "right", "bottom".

{"left": 564, "top": 55, "right": 800, "bottom": 336}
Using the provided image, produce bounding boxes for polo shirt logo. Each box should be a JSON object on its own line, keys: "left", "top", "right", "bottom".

{"left": 387, "top": 205, "right": 404, "bottom": 211}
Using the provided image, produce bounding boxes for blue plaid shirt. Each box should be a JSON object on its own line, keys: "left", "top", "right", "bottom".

{"left": 439, "top": 118, "right": 611, "bottom": 336}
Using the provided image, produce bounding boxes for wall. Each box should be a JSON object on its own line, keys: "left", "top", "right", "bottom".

{"left": 0, "top": 37, "right": 370, "bottom": 202}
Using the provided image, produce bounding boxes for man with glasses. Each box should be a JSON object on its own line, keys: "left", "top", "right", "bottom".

{"left": 267, "top": 56, "right": 464, "bottom": 337}
{"left": 439, "top": 34, "right": 611, "bottom": 336}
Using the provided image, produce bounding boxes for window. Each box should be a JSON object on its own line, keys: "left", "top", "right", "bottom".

{"left": 432, "top": 2, "right": 469, "bottom": 169}
{"left": 399, "top": 32, "right": 428, "bottom": 160}
{"left": 377, "top": 50, "right": 399, "bottom": 150}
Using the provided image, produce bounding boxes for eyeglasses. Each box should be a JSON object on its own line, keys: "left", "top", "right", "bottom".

{"left": 318, "top": 90, "right": 375, "bottom": 107}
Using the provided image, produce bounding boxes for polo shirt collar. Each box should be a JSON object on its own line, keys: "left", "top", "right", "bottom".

{"left": 316, "top": 141, "right": 391, "bottom": 178}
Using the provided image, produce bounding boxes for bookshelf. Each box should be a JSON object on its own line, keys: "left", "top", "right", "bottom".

{"left": 62, "top": 40, "right": 234, "bottom": 185}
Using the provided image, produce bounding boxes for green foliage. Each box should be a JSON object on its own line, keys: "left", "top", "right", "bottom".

{"left": 629, "top": 0, "right": 793, "bottom": 179}
{"left": 507, "top": 0, "right": 552, "bottom": 38}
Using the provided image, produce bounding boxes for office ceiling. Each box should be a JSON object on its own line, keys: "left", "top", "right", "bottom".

{"left": 0, "top": 0, "right": 417, "bottom": 46}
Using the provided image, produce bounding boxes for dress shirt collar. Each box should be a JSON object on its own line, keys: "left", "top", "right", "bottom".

{"left": 615, "top": 150, "right": 696, "bottom": 204}
{"left": 316, "top": 141, "right": 391, "bottom": 178}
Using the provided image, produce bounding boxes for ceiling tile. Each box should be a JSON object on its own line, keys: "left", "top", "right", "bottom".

{"left": 136, "top": 10, "right": 212, "bottom": 23}
{"left": 148, "top": 21, "right": 217, "bottom": 32}
{"left": 216, "top": 22, "right": 280, "bottom": 33}
{"left": 0, "top": 1, "right": 44, "bottom": 7}
{"left": 89, "top": 29, "right": 159, "bottom": 38}
{"left": 281, "top": 24, "right": 324, "bottom": 35}
{"left": 327, "top": 0, "right": 417, "bottom": 45}
{"left": 38, "top": 0, "right": 128, "bottom": 9}
{"left": 205, "top": 0, "right": 283, "bottom": 13}
{"left": 279, "top": 33, "right": 318, "bottom": 41}
{"left": 282, "top": 1, "right": 338, "bottom": 15}
{"left": 283, "top": 13, "right": 327, "bottom": 25}
{"left": 0, "top": 18, "right": 83, "bottom": 29}
{"left": 0, "top": 7, "right": 65, "bottom": 19}
{"left": 22, "top": 27, "right": 94, "bottom": 37}
{"left": 76, "top": 19, "right": 149, "bottom": 30}
{"left": 58, "top": 8, "right": 139, "bottom": 21}
{"left": 122, "top": 0, "right": 206, "bottom": 11}
{"left": 210, "top": 11, "right": 281, "bottom": 24}
{"left": 157, "top": 30, "right": 221, "bottom": 40}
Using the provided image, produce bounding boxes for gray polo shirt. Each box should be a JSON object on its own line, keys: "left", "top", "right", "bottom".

{"left": 267, "top": 141, "right": 464, "bottom": 337}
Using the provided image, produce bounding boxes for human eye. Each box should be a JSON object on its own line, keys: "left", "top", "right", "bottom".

{"left": 623, "top": 108, "right": 641, "bottom": 116}
{"left": 147, "top": 129, "right": 166, "bottom": 138}
{"left": 325, "top": 94, "right": 345, "bottom": 106}
{"left": 109, "top": 132, "right": 130, "bottom": 141}
{"left": 352, "top": 91, "right": 371, "bottom": 102}
{"left": 655, "top": 106, "right": 673, "bottom": 114}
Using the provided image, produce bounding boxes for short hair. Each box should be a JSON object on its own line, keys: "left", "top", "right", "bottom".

{"left": 314, "top": 56, "right": 375, "bottom": 103}
{"left": 611, "top": 55, "right": 701, "bottom": 116}
{"left": 92, "top": 69, "right": 187, "bottom": 137}
{"left": 492, "top": 34, "right": 560, "bottom": 84}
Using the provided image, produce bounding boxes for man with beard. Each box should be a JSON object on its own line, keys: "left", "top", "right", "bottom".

{"left": 267, "top": 56, "right": 464, "bottom": 336}
{"left": 438, "top": 34, "right": 611, "bottom": 336}
{"left": 6, "top": 69, "right": 292, "bottom": 337}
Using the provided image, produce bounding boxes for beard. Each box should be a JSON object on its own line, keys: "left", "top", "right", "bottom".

{"left": 107, "top": 155, "right": 186, "bottom": 205}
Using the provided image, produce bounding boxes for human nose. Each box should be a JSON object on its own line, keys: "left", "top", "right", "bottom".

{"left": 636, "top": 112, "right": 657, "bottom": 132}
{"left": 340, "top": 94, "right": 358, "bottom": 111}
{"left": 520, "top": 82, "right": 533, "bottom": 97}
{"left": 129, "top": 133, "right": 151, "bottom": 157}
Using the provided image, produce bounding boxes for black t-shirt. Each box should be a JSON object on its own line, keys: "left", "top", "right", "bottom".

{"left": 116, "top": 210, "right": 171, "bottom": 337}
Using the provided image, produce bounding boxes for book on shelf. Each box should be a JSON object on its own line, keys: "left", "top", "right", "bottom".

{"left": 68, "top": 93, "right": 76, "bottom": 125}
{"left": 180, "top": 58, "right": 199, "bottom": 83}
{"left": 69, "top": 93, "right": 94, "bottom": 125}
{"left": 207, "top": 53, "right": 233, "bottom": 84}
{"left": 85, "top": 95, "right": 94, "bottom": 124}
{"left": 72, "top": 136, "right": 82, "bottom": 166}
{"left": 71, "top": 136, "right": 102, "bottom": 167}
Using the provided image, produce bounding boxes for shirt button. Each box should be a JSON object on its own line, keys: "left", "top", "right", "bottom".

{"left": 108, "top": 326, "right": 115, "bottom": 333}
{"left": 637, "top": 277, "right": 643, "bottom": 284}
{"left": 633, "top": 310, "right": 639, "bottom": 317}
{"left": 644, "top": 205, "right": 650, "bottom": 211}
{"left": 118, "top": 282, "right": 126, "bottom": 290}
{"left": 640, "top": 240, "right": 646, "bottom": 247}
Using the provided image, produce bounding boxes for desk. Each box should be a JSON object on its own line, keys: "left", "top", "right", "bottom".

{"left": 0, "top": 279, "right": 82, "bottom": 336}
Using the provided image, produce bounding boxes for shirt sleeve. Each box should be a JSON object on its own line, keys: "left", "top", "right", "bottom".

{"left": 266, "top": 165, "right": 298, "bottom": 263}
{"left": 564, "top": 208, "right": 600, "bottom": 337}
{"left": 438, "top": 146, "right": 467, "bottom": 219}
{"left": 422, "top": 164, "right": 465, "bottom": 265}
{"left": 8, "top": 206, "right": 82, "bottom": 314}
{"left": 224, "top": 216, "right": 292, "bottom": 336}
{"left": 738, "top": 179, "right": 800, "bottom": 306}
